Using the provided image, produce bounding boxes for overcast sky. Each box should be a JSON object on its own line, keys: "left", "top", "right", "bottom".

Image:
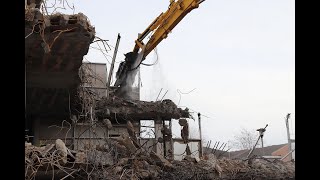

{"left": 49, "top": 0, "right": 295, "bottom": 148}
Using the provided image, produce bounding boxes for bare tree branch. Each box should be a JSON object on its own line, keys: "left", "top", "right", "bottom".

{"left": 230, "top": 128, "right": 259, "bottom": 150}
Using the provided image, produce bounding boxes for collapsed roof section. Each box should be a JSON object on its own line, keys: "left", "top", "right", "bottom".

{"left": 25, "top": 4, "right": 95, "bottom": 117}
{"left": 95, "top": 96, "right": 190, "bottom": 122}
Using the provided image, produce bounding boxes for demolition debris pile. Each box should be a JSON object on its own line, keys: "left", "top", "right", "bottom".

{"left": 25, "top": 67, "right": 295, "bottom": 180}
{"left": 160, "top": 154, "right": 295, "bottom": 180}
{"left": 25, "top": 127, "right": 295, "bottom": 180}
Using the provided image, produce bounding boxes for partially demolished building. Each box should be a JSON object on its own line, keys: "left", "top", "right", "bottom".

{"left": 25, "top": 1, "right": 295, "bottom": 179}
{"left": 25, "top": 0, "right": 190, "bottom": 150}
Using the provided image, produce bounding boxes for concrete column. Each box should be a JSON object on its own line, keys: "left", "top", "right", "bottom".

{"left": 154, "top": 118, "right": 163, "bottom": 155}
{"left": 169, "top": 119, "right": 174, "bottom": 160}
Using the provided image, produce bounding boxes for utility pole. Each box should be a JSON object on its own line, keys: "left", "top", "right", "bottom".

{"left": 106, "top": 33, "right": 121, "bottom": 99}
{"left": 198, "top": 113, "right": 203, "bottom": 158}
{"left": 261, "top": 135, "right": 264, "bottom": 156}
{"left": 247, "top": 124, "right": 268, "bottom": 158}
{"left": 285, "top": 113, "right": 292, "bottom": 161}
{"left": 257, "top": 125, "right": 267, "bottom": 156}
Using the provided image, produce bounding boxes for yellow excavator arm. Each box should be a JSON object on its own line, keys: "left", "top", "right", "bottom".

{"left": 134, "top": 0, "right": 205, "bottom": 60}
{"left": 114, "top": 0, "right": 205, "bottom": 89}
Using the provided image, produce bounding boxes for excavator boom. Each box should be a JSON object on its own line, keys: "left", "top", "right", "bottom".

{"left": 134, "top": 0, "right": 205, "bottom": 59}
{"left": 114, "top": 0, "right": 205, "bottom": 97}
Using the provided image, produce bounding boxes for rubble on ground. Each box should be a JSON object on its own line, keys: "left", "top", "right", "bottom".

{"left": 25, "top": 129, "right": 295, "bottom": 180}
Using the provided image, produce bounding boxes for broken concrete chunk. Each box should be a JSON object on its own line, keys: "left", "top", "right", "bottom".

{"left": 138, "top": 170, "right": 150, "bottom": 178}
{"left": 88, "top": 150, "right": 114, "bottom": 166}
{"left": 133, "top": 159, "right": 145, "bottom": 169}
{"left": 141, "top": 160, "right": 150, "bottom": 168}
{"left": 127, "top": 121, "right": 136, "bottom": 140}
{"left": 42, "top": 144, "right": 55, "bottom": 156}
{"left": 148, "top": 165, "right": 160, "bottom": 177}
{"left": 114, "top": 166, "right": 123, "bottom": 174}
{"left": 34, "top": 11, "right": 43, "bottom": 21}
{"left": 41, "top": 42, "right": 51, "bottom": 53}
{"left": 25, "top": 10, "right": 35, "bottom": 22}
{"left": 28, "top": 3, "right": 37, "bottom": 8}
{"left": 195, "top": 156, "right": 200, "bottom": 163}
{"left": 204, "top": 154, "right": 223, "bottom": 177}
{"left": 115, "top": 133, "right": 137, "bottom": 154}
{"left": 75, "top": 152, "right": 86, "bottom": 164}
{"left": 114, "top": 143, "right": 128, "bottom": 156}
{"left": 44, "top": 18, "right": 51, "bottom": 27}
{"left": 62, "top": 15, "right": 70, "bottom": 21}
{"left": 179, "top": 118, "right": 188, "bottom": 126}
{"left": 181, "top": 124, "right": 189, "bottom": 143}
{"left": 55, "top": 139, "right": 67, "bottom": 164}
{"left": 126, "top": 121, "right": 140, "bottom": 148}
{"left": 118, "top": 158, "right": 129, "bottom": 166}
{"left": 150, "top": 151, "right": 173, "bottom": 169}
{"left": 103, "top": 118, "right": 113, "bottom": 129}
